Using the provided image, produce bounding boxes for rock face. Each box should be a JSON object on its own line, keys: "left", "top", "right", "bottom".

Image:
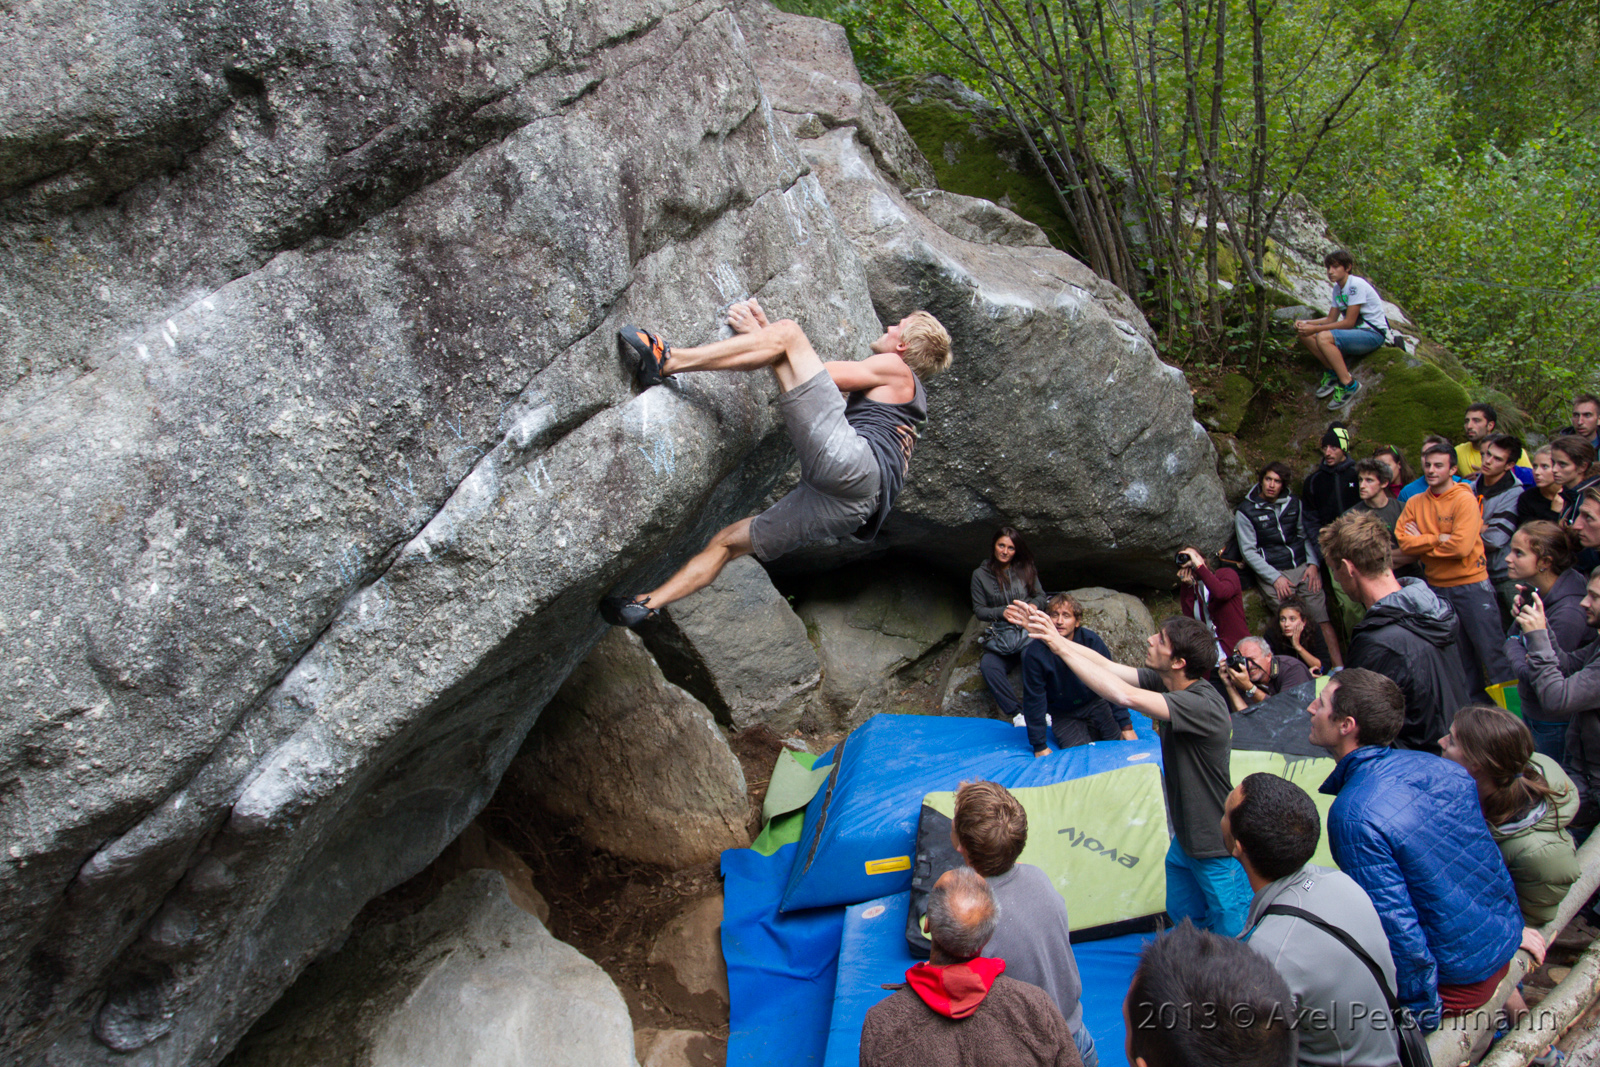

{"left": 0, "top": 0, "right": 1226, "bottom": 1062}
{"left": 740, "top": 2, "right": 1233, "bottom": 586}
{"left": 641, "top": 556, "right": 820, "bottom": 734}
{"left": 504, "top": 629, "right": 751, "bottom": 869}
{"left": 647, "top": 894, "right": 730, "bottom": 1027}
{"left": 0, "top": 2, "right": 882, "bottom": 1062}
{"left": 795, "top": 563, "right": 969, "bottom": 727}
{"left": 222, "top": 871, "right": 636, "bottom": 1067}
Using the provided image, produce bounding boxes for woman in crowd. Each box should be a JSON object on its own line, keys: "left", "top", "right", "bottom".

{"left": 970, "top": 527, "right": 1047, "bottom": 721}
{"left": 1267, "top": 599, "right": 1329, "bottom": 676}
{"left": 1518, "top": 447, "right": 1566, "bottom": 528}
{"left": 1371, "top": 444, "right": 1414, "bottom": 499}
{"left": 1551, "top": 436, "right": 1600, "bottom": 526}
{"left": 1505, "top": 523, "right": 1598, "bottom": 761}
{"left": 1441, "top": 705, "right": 1581, "bottom": 926}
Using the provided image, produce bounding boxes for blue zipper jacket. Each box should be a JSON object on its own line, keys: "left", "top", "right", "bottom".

{"left": 1320, "top": 746, "right": 1522, "bottom": 1029}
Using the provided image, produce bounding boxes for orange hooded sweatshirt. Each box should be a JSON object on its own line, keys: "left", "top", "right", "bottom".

{"left": 1396, "top": 480, "right": 1487, "bottom": 586}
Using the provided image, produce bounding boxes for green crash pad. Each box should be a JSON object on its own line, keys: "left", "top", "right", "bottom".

{"left": 751, "top": 749, "right": 826, "bottom": 857}
{"left": 923, "top": 761, "right": 1169, "bottom": 932}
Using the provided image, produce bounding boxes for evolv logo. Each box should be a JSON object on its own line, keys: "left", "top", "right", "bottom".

{"left": 1057, "top": 827, "right": 1140, "bottom": 868}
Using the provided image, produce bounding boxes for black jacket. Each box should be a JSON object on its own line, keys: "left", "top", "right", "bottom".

{"left": 1302, "top": 458, "right": 1361, "bottom": 528}
{"left": 1347, "top": 579, "right": 1469, "bottom": 752}
{"left": 1234, "top": 485, "right": 1315, "bottom": 578}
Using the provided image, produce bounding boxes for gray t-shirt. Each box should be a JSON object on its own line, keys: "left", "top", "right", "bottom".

{"left": 1139, "top": 667, "right": 1233, "bottom": 858}
{"left": 1331, "top": 275, "right": 1389, "bottom": 332}
{"left": 983, "top": 863, "right": 1086, "bottom": 1041}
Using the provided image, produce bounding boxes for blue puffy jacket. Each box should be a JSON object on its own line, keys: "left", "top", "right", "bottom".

{"left": 1321, "top": 746, "right": 1522, "bottom": 1028}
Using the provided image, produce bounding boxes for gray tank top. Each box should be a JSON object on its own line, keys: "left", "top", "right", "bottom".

{"left": 844, "top": 376, "right": 927, "bottom": 541}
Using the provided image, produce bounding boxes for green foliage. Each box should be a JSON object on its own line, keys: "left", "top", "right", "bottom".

{"left": 1332, "top": 131, "right": 1600, "bottom": 424}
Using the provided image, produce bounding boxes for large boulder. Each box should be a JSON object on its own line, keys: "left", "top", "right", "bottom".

{"left": 0, "top": 0, "right": 1229, "bottom": 1061}
{"left": 646, "top": 894, "right": 729, "bottom": 1027}
{"left": 222, "top": 870, "right": 636, "bottom": 1067}
{"left": 0, "top": 2, "right": 882, "bottom": 1063}
{"left": 740, "top": 2, "right": 1233, "bottom": 586}
{"left": 504, "top": 629, "right": 751, "bottom": 869}
{"left": 641, "top": 556, "right": 820, "bottom": 734}
{"left": 795, "top": 562, "right": 969, "bottom": 727}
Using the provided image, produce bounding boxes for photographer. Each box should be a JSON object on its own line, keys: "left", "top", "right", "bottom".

{"left": 1177, "top": 545, "right": 1247, "bottom": 669}
{"left": 1220, "top": 637, "right": 1312, "bottom": 713}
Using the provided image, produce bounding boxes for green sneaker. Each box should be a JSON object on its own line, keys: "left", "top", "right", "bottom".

{"left": 1314, "top": 370, "right": 1339, "bottom": 397}
{"left": 1328, "top": 378, "right": 1363, "bottom": 409}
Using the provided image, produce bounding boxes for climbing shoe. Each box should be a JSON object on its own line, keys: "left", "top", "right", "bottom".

{"left": 1328, "top": 378, "right": 1362, "bottom": 409}
{"left": 1314, "top": 370, "right": 1339, "bottom": 398}
{"left": 618, "top": 325, "right": 673, "bottom": 388}
{"left": 600, "top": 594, "right": 658, "bottom": 629}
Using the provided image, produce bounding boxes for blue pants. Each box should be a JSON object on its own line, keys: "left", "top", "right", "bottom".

{"left": 1165, "top": 837, "right": 1251, "bottom": 937}
{"left": 1526, "top": 716, "right": 1567, "bottom": 766}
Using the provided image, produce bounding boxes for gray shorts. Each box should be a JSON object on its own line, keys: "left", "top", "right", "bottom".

{"left": 1256, "top": 563, "right": 1330, "bottom": 624}
{"left": 749, "top": 369, "right": 880, "bottom": 562}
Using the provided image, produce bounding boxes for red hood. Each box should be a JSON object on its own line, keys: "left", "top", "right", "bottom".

{"left": 904, "top": 957, "right": 1006, "bottom": 1018}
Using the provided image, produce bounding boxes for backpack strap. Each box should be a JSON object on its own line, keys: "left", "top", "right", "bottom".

{"left": 1263, "top": 904, "right": 1402, "bottom": 1014}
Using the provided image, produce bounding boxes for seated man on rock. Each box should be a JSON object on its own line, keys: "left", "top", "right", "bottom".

{"left": 601, "top": 298, "right": 951, "bottom": 627}
{"left": 1020, "top": 593, "right": 1137, "bottom": 755}
{"left": 860, "top": 867, "right": 1082, "bottom": 1067}
{"left": 1220, "top": 636, "right": 1313, "bottom": 714}
{"left": 951, "top": 780, "right": 1099, "bottom": 1066}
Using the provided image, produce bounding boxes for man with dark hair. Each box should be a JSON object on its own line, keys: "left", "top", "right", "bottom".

{"left": 1303, "top": 424, "right": 1362, "bottom": 538}
{"left": 1319, "top": 510, "right": 1468, "bottom": 751}
{"left": 1219, "top": 636, "right": 1313, "bottom": 713}
{"left": 1123, "top": 921, "right": 1295, "bottom": 1067}
{"left": 860, "top": 867, "right": 1082, "bottom": 1067}
{"left": 1556, "top": 394, "right": 1600, "bottom": 452}
{"left": 1399, "top": 440, "right": 1513, "bottom": 696}
{"left": 1236, "top": 461, "right": 1343, "bottom": 668}
{"left": 1574, "top": 488, "right": 1600, "bottom": 552}
{"left": 1309, "top": 669, "right": 1523, "bottom": 1029}
{"left": 1225, "top": 773, "right": 1401, "bottom": 1067}
{"left": 601, "top": 298, "right": 951, "bottom": 627}
{"left": 1293, "top": 249, "right": 1386, "bottom": 410}
{"left": 1511, "top": 568, "right": 1600, "bottom": 829}
{"left": 1014, "top": 605, "right": 1247, "bottom": 934}
{"left": 1456, "top": 402, "right": 1534, "bottom": 476}
{"left": 1020, "top": 593, "right": 1136, "bottom": 756}
{"left": 1475, "top": 432, "right": 1530, "bottom": 616}
{"left": 951, "top": 781, "right": 1098, "bottom": 1066}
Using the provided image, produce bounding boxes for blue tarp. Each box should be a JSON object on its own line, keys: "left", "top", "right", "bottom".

{"left": 825, "top": 891, "right": 1153, "bottom": 1067}
{"left": 782, "top": 714, "right": 1161, "bottom": 912}
{"left": 722, "top": 842, "right": 844, "bottom": 1067}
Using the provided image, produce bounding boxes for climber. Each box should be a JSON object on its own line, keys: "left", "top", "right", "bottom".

{"left": 599, "top": 298, "right": 952, "bottom": 628}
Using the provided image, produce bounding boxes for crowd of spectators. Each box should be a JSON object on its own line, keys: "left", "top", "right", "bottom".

{"left": 893, "top": 394, "right": 1600, "bottom": 1067}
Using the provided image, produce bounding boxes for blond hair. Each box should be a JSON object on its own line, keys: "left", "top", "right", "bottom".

{"left": 899, "top": 311, "right": 952, "bottom": 380}
{"left": 1318, "top": 510, "right": 1393, "bottom": 579}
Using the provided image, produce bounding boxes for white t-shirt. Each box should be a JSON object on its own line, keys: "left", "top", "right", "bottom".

{"left": 1331, "top": 274, "right": 1388, "bottom": 332}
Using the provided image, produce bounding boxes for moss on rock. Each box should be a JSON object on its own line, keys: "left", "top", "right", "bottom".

{"left": 1357, "top": 346, "right": 1473, "bottom": 452}
{"left": 878, "top": 76, "right": 1079, "bottom": 255}
{"left": 1199, "top": 372, "right": 1255, "bottom": 435}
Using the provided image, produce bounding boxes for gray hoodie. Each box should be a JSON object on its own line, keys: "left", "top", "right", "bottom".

{"left": 1242, "top": 864, "right": 1401, "bottom": 1067}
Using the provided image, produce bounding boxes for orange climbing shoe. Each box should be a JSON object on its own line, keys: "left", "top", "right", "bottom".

{"left": 618, "top": 325, "right": 673, "bottom": 388}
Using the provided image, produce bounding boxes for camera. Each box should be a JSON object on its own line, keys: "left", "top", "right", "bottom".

{"left": 1227, "top": 652, "right": 1248, "bottom": 673}
{"left": 1175, "top": 551, "right": 1192, "bottom": 567}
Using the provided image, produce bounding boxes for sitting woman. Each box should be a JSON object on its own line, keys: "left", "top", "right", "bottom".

{"left": 1505, "top": 522, "right": 1599, "bottom": 762}
{"left": 1441, "top": 705, "right": 1581, "bottom": 927}
{"left": 970, "top": 527, "right": 1046, "bottom": 721}
{"left": 1266, "top": 599, "right": 1329, "bottom": 677}
{"left": 1517, "top": 446, "right": 1566, "bottom": 528}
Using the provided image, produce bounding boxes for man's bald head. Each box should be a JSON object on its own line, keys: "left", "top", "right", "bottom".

{"left": 927, "top": 868, "right": 997, "bottom": 962}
